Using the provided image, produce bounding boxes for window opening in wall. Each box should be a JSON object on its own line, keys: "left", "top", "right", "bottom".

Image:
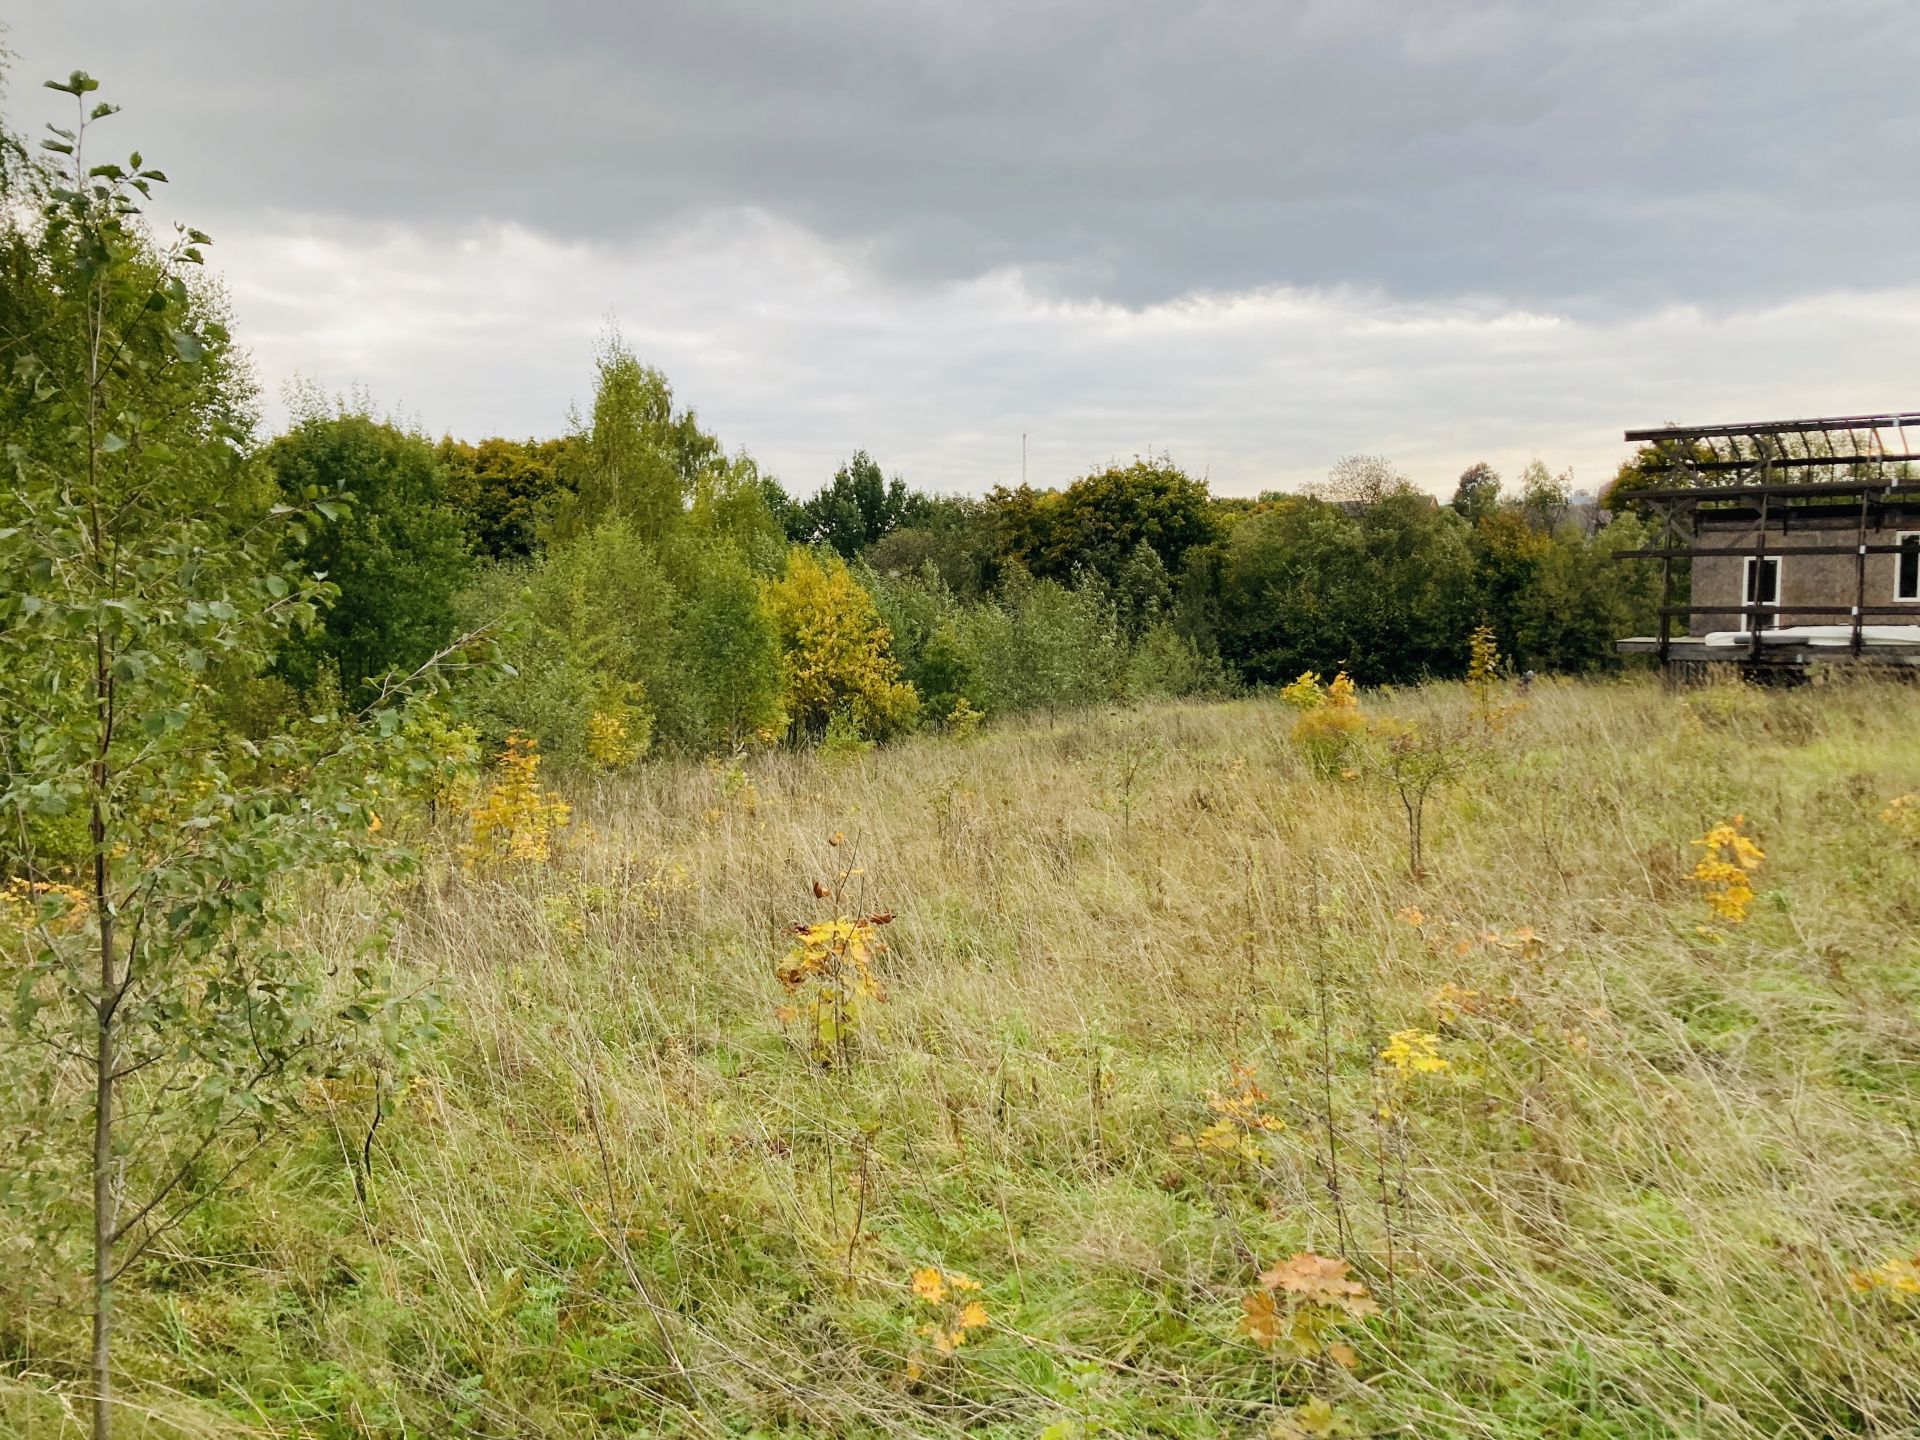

{"left": 1743, "top": 554, "right": 1782, "bottom": 630}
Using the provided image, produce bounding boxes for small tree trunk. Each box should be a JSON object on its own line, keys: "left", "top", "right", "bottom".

{"left": 92, "top": 851, "right": 117, "bottom": 1440}
{"left": 92, "top": 994, "right": 114, "bottom": 1440}
{"left": 82, "top": 129, "right": 118, "bottom": 1440}
{"left": 90, "top": 625, "right": 118, "bottom": 1440}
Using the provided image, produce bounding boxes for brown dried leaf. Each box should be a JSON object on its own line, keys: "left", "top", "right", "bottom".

{"left": 1239, "top": 1290, "right": 1282, "bottom": 1349}
{"left": 1257, "top": 1253, "right": 1379, "bottom": 1317}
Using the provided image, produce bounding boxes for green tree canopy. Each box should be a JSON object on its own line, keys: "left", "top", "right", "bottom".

{"left": 862, "top": 562, "right": 983, "bottom": 720}
{"left": 1450, "top": 461, "right": 1502, "bottom": 524}
{"left": 1208, "top": 489, "right": 1476, "bottom": 686}
{"left": 672, "top": 542, "right": 788, "bottom": 750}
{"left": 1518, "top": 458, "right": 1573, "bottom": 533}
{"left": 461, "top": 519, "right": 678, "bottom": 768}
{"left": 1514, "top": 515, "right": 1661, "bottom": 672}
{"left": 688, "top": 451, "right": 788, "bottom": 574}
{"left": 1112, "top": 538, "right": 1174, "bottom": 640}
{"left": 985, "top": 456, "right": 1215, "bottom": 589}
{"left": 436, "top": 434, "right": 574, "bottom": 560}
{"left": 1465, "top": 507, "right": 1550, "bottom": 664}
{"left": 967, "top": 568, "right": 1123, "bottom": 718}
{"left": 269, "top": 408, "right": 472, "bottom": 701}
{"left": 791, "top": 450, "right": 930, "bottom": 558}
{"left": 862, "top": 494, "right": 996, "bottom": 598}
{"left": 562, "top": 326, "right": 719, "bottom": 541}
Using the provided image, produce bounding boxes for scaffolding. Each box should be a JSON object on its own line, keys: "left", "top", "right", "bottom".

{"left": 1610, "top": 412, "right": 1920, "bottom": 669}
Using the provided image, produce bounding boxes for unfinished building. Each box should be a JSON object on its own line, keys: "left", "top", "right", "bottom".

{"left": 1612, "top": 412, "right": 1920, "bottom": 673}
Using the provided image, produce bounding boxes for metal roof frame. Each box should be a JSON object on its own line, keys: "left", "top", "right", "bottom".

{"left": 1622, "top": 412, "right": 1920, "bottom": 489}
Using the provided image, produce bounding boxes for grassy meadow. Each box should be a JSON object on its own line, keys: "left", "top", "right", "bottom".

{"left": 7, "top": 675, "right": 1920, "bottom": 1438}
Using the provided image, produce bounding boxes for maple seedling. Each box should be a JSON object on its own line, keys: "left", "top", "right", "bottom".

{"left": 1239, "top": 1252, "right": 1379, "bottom": 1370}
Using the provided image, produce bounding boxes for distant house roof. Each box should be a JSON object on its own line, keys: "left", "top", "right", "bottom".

{"left": 1329, "top": 493, "right": 1439, "bottom": 518}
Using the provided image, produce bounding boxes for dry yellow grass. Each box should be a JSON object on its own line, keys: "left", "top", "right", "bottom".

{"left": 7, "top": 675, "right": 1920, "bottom": 1438}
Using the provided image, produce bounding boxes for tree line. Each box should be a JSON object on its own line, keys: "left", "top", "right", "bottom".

{"left": 255, "top": 345, "right": 1662, "bottom": 773}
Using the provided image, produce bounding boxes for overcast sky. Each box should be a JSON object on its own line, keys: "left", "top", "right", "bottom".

{"left": 8, "top": 2, "right": 1919, "bottom": 498}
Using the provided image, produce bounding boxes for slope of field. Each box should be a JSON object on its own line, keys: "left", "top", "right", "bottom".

{"left": 8, "top": 677, "right": 1920, "bottom": 1438}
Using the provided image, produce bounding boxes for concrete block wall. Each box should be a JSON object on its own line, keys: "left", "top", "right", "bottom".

{"left": 1689, "top": 515, "right": 1920, "bottom": 634}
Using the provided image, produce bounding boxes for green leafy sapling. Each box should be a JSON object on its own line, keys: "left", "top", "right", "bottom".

{"left": 0, "top": 74, "right": 452, "bottom": 1440}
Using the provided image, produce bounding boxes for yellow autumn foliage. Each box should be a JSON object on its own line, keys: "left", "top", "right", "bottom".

{"left": 1881, "top": 793, "right": 1920, "bottom": 843}
{"left": 0, "top": 877, "right": 92, "bottom": 935}
{"left": 1850, "top": 1253, "right": 1920, "bottom": 1302}
{"left": 1173, "top": 1063, "right": 1285, "bottom": 1169}
{"left": 1279, "top": 671, "right": 1326, "bottom": 710}
{"left": 909, "top": 1265, "right": 990, "bottom": 1360}
{"left": 774, "top": 911, "right": 893, "bottom": 1064}
{"left": 1380, "top": 1028, "right": 1449, "bottom": 1076}
{"left": 1290, "top": 671, "right": 1365, "bottom": 777}
{"left": 763, "top": 549, "right": 919, "bottom": 742}
{"left": 1690, "top": 815, "right": 1765, "bottom": 923}
{"left": 464, "top": 732, "right": 572, "bottom": 868}
{"left": 1240, "top": 1252, "right": 1378, "bottom": 1365}
{"left": 585, "top": 688, "right": 652, "bottom": 770}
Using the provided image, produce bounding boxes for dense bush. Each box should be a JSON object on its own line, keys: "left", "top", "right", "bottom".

{"left": 765, "top": 548, "right": 920, "bottom": 741}
{"left": 269, "top": 408, "right": 473, "bottom": 701}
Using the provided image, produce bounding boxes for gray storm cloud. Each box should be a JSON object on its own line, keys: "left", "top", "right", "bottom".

{"left": 11, "top": 0, "right": 1917, "bottom": 308}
